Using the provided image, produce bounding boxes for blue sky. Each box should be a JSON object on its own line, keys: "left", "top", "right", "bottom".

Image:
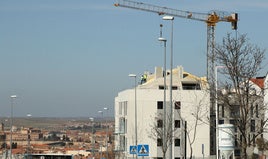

{"left": 0, "top": 0, "right": 267, "bottom": 117}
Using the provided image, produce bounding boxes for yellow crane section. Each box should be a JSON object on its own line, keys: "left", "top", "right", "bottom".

{"left": 114, "top": 0, "right": 238, "bottom": 83}
{"left": 114, "top": 0, "right": 237, "bottom": 29}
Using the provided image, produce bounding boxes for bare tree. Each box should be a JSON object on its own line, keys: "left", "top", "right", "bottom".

{"left": 180, "top": 92, "right": 210, "bottom": 159}
{"left": 148, "top": 91, "right": 210, "bottom": 159}
{"left": 148, "top": 112, "right": 174, "bottom": 159}
{"left": 215, "top": 33, "right": 266, "bottom": 159}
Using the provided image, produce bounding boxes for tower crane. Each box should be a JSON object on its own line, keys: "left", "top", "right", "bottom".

{"left": 114, "top": 0, "right": 238, "bottom": 84}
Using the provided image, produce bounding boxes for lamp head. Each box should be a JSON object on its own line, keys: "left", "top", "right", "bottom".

{"left": 162, "top": 16, "right": 174, "bottom": 20}
{"left": 158, "top": 37, "right": 167, "bottom": 42}
{"left": 128, "top": 74, "right": 136, "bottom": 77}
{"left": 10, "top": 95, "right": 17, "bottom": 98}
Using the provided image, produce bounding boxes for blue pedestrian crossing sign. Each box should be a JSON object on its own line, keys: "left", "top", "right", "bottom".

{"left": 129, "top": 145, "right": 137, "bottom": 154}
{"left": 137, "top": 144, "right": 149, "bottom": 156}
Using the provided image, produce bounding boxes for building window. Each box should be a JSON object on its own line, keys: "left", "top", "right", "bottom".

{"left": 125, "top": 137, "right": 127, "bottom": 151}
{"left": 124, "top": 101, "right": 127, "bottom": 116}
{"left": 119, "top": 101, "right": 128, "bottom": 116}
{"left": 182, "top": 83, "right": 201, "bottom": 90}
{"left": 120, "top": 102, "right": 123, "bottom": 115}
{"left": 159, "top": 86, "right": 164, "bottom": 90}
{"left": 253, "top": 134, "right": 256, "bottom": 145}
{"left": 172, "top": 86, "right": 178, "bottom": 90}
{"left": 235, "top": 135, "right": 238, "bottom": 147}
{"left": 234, "top": 149, "right": 240, "bottom": 156}
{"left": 119, "top": 102, "right": 122, "bottom": 115}
{"left": 230, "top": 105, "right": 240, "bottom": 118}
{"left": 175, "top": 138, "right": 180, "bottom": 146}
{"left": 119, "top": 118, "right": 126, "bottom": 133}
{"left": 256, "top": 104, "right": 259, "bottom": 118}
{"left": 157, "top": 138, "right": 162, "bottom": 146}
{"left": 251, "top": 120, "right": 255, "bottom": 132}
{"left": 261, "top": 119, "right": 264, "bottom": 133}
{"left": 221, "top": 105, "right": 224, "bottom": 118}
{"left": 250, "top": 104, "right": 254, "bottom": 118}
{"left": 175, "top": 101, "right": 181, "bottom": 109}
{"left": 157, "top": 120, "right": 163, "bottom": 128}
{"left": 159, "top": 85, "right": 167, "bottom": 90}
{"left": 175, "top": 120, "right": 180, "bottom": 128}
{"left": 125, "top": 119, "right": 127, "bottom": 133}
{"left": 248, "top": 134, "right": 250, "bottom": 145}
{"left": 120, "top": 136, "right": 126, "bottom": 151}
{"left": 219, "top": 120, "right": 224, "bottom": 124}
{"left": 157, "top": 101, "right": 163, "bottom": 109}
{"left": 229, "top": 120, "right": 237, "bottom": 132}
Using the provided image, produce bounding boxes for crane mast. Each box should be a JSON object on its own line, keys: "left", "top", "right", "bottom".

{"left": 114, "top": 0, "right": 238, "bottom": 83}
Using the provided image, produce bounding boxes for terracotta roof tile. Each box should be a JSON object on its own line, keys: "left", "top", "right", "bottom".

{"left": 250, "top": 78, "right": 265, "bottom": 89}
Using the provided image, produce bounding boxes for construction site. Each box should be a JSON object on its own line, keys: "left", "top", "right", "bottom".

{"left": 113, "top": 0, "right": 239, "bottom": 159}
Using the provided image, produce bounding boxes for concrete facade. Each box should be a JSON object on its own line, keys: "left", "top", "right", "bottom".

{"left": 114, "top": 66, "right": 210, "bottom": 159}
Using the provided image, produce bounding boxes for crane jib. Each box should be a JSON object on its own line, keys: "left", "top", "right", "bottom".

{"left": 114, "top": 0, "right": 238, "bottom": 83}
{"left": 114, "top": 0, "right": 237, "bottom": 25}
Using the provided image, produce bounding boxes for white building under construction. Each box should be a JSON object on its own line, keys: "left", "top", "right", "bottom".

{"left": 114, "top": 66, "right": 210, "bottom": 159}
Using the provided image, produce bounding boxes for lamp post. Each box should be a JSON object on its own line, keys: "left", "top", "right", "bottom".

{"left": 3, "top": 119, "right": 8, "bottom": 159}
{"left": 163, "top": 15, "right": 174, "bottom": 159}
{"left": 128, "top": 74, "right": 137, "bottom": 159}
{"left": 158, "top": 36, "right": 167, "bottom": 158}
{"left": 215, "top": 66, "right": 225, "bottom": 159}
{"left": 104, "top": 107, "right": 109, "bottom": 159}
{"left": 98, "top": 110, "right": 104, "bottom": 159}
{"left": 10, "top": 95, "right": 17, "bottom": 159}
{"left": 89, "top": 117, "right": 95, "bottom": 158}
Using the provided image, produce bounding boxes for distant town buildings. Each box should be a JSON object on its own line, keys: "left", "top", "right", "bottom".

{"left": 0, "top": 118, "right": 115, "bottom": 159}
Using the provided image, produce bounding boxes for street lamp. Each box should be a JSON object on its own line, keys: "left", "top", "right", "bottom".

{"left": 128, "top": 74, "right": 137, "bottom": 159}
{"left": 104, "top": 107, "right": 109, "bottom": 159}
{"left": 26, "top": 114, "right": 32, "bottom": 159}
{"left": 163, "top": 15, "right": 174, "bottom": 159}
{"left": 98, "top": 110, "right": 103, "bottom": 159}
{"left": 3, "top": 119, "right": 8, "bottom": 159}
{"left": 89, "top": 117, "right": 95, "bottom": 158}
{"left": 158, "top": 36, "right": 167, "bottom": 157}
{"left": 215, "top": 66, "right": 225, "bottom": 159}
{"left": 10, "top": 95, "right": 17, "bottom": 159}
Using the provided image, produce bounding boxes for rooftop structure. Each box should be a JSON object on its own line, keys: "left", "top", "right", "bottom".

{"left": 114, "top": 66, "right": 210, "bottom": 159}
